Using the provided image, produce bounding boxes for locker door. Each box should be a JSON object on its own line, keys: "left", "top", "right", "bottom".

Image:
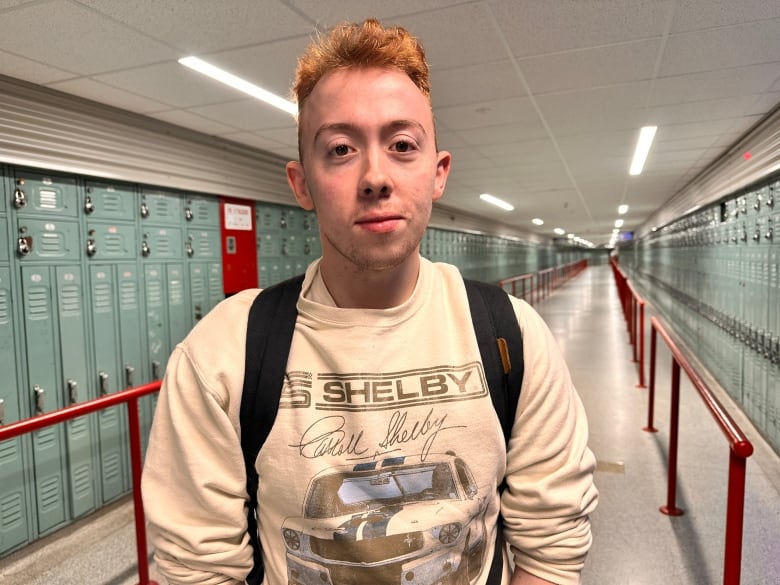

{"left": 83, "top": 181, "right": 136, "bottom": 221}
{"left": 20, "top": 266, "right": 67, "bottom": 534}
{"left": 0, "top": 266, "right": 31, "bottom": 555}
{"left": 188, "top": 263, "right": 207, "bottom": 324}
{"left": 117, "top": 264, "right": 146, "bottom": 388}
{"left": 144, "top": 264, "right": 168, "bottom": 380}
{"left": 89, "top": 265, "right": 128, "bottom": 502}
{"left": 167, "top": 263, "right": 189, "bottom": 350}
{"left": 11, "top": 171, "right": 78, "bottom": 218}
{"left": 185, "top": 194, "right": 220, "bottom": 226}
{"left": 141, "top": 190, "right": 183, "bottom": 225}
{"left": 15, "top": 218, "right": 80, "bottom": 263}
{"left": 208, "top": 262, "right": 223, "bottom": 312}
{"left": 55, "top": 266, "right": 96, "bottom": 518}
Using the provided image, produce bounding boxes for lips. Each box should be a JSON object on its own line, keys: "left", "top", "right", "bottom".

{"left": 356, "top": 214, "right": 404, "bottom": 233}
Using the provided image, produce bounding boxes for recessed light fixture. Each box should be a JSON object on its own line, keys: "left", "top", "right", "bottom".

{"left": 553, "top": 227, "right": 565, "bottom": 235}
{"left": 615, "top": 219, "right": 624, "bottom": 228}
{"left": 178, "top": 56, "right": 298, "bottom": 115}
{"left": 479, "top": 193, "right": 514, "bottom": 211}
{"left": 532, "top": 218, "right": 544, "bottom": 226}
{"left": 618, "top": 204, "right": 629, "bottom": 215}
{"left": 629, "top": 125, "right": 657, "bottom": 175}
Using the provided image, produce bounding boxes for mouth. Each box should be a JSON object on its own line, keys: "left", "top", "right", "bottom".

{"left": 355, "top": 214, "right": 405, "bottom": 233}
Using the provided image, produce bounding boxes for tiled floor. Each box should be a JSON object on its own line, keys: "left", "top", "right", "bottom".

{"left": 1, "top": 264, "right": 778, "bottom": 585}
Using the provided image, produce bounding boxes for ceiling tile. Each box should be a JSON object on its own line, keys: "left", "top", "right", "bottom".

{"left": 489, "top": 0, "right": 673, "bottom": 57}
{"left": 149, "top": 110, "right": 239, "bottom": 136}
{"left": 435, "top": 96, "right": 538, "bottom": 131}
{"left": 47, "top": 78, "right": 170, "bottom": 113}
{"left": 79, "top": 0, "right": 313, "bottom": 52}
{"left": 661, "top": 19, "right": 780, "bottom": 77}
{"left": 650, "top": 63, "right": 780, "bottom": 106}
{"left": 519, "top": 39, "right": 661, "bottom": 95}
{"left": 187, "top": 99, "right": 296, "bottom": 132}
{"left": 0, "top": 0, "right": 177, "bottom": 75}
{"left": 671, "top": 0, "right": 780, "bottom": 33}
{"left": 217, "top": 131, "right": 292, "bottom": 152}
{"left": 431, "top": 60, "right": 527, "bottom": 108}
{"left": 93, "top": 62, "right": 245, "bottom": 108}
{"left": 0, "top": 49, "right": 75, "bottom": 84}
{"left": 288, "top": 0, "right": 467, "bottom": 26}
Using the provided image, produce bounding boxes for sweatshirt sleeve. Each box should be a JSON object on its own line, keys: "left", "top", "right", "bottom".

{"left": 142, "top": 293, "right": 257, "bottom": 585}
{"left": 501, "top": 298, "right": 599, "bottom": 585}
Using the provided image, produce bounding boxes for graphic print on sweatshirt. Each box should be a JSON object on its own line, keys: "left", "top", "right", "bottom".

{"left": 275, "top": 362, "right": 495, "bottom": 585}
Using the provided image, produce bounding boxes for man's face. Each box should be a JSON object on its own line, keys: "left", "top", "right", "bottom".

{"left": 287, "top": 67, "right": 450, "bottom": 276}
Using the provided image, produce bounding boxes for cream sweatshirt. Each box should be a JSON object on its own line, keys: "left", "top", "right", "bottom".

{"left": 142, "top": 258, "right": 598, "bottom": 585}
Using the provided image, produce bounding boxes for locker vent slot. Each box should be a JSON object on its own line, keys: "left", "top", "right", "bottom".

{"left": 155, "top": 200, "right": 171, "bottom": 216}
{"left": 100, "top": 408, "right": 118, "bottom": 427}
{"left": 0, "top": 289, "right": 8, "bottom": 324}
{"left": 102, "top": 452, "right": 121, "bottom": 486}
{"left": 72, "top": 463, "right": 93, "bottom": 500}
{"left": 197, "top": 239, "right": 214, "bottom": 256}
{"left": 39, "top": 189, "right": 58, "bottom": 209}
{"left": 39, "top": 476, "right": 62, "bottom": 512}
{"left": 34, "top": 427, "right": 57, "bottom": 448}
{"left": 26, "top": 287, "right": 50, "bottom": 320}
{"left": 59, "top": 285, "right": 81, "bottom": 317}
{"left": 191, "top": 276, "right": 204, "bottom": 299}
{"left": 94, "top": 282, "right": 112, "bottom": 312}
{"left": 1, "top": 493, "right": 23, "bottom": 529}
{"left": 104, "top": 234, "right": 123, "bottom": 255}
{"left": 156, "top": 235, "right": 173, "bottom": 255}
{"left": 169, "top": 278, "right": 184, "bottom": 306}
{"left": 196, "top": 207, "right": 210, "bottom": 222}
{"left": 0, "top": 438, "right": 18, "bottom": 462}
{"left": 68, "top": 417, "right": 89, "bottom": 439}
{"left": 146, "top": 281, "right": 163, "bottom": 305}
{"left": 40, "top": 232, "right": 65, "bottom": 255}
{"left": 102, "top": 194, "right": 123, "bottom": 213}
{"left": 119, "top": 281, "right": 138, "bottom": 309}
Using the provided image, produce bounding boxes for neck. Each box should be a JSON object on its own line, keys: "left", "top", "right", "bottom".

{"left": 319, "top": 255, "right": 421, "bottom": 309}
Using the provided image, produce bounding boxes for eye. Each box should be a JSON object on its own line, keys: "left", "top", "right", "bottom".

{"left": 392, "top": 140, "right": 413, "bottom": 153}
{"left": 332, "top": 144, "right": 350, "bottom": 156}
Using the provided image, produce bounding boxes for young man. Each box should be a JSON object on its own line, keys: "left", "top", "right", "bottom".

{"left": 143, "top": 19, "right": 598, "bottom": 585}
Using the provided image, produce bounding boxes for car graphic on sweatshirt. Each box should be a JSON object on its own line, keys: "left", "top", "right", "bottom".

{"left": 281, "top": 453, "right": 490, "bottom": 585}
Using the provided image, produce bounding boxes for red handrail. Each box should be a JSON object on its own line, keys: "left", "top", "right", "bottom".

{"left": 647, "top": 316, "right": 753, "bottom": 585}
{"left": 610, "top": 258, "right": 646, "bottom": 387}
{"left": 0, "top": 381, "right": 162, "bottom": 585}
{"left": 498, "top": 259, "right": 587, "bottom": 305}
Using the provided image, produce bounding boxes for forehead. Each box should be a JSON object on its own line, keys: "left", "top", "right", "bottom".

{"left": 299, "top": 67, "right": 434, "bottom": 136}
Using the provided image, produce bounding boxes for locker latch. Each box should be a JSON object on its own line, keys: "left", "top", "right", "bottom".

{"left": 125, "top": 365, "right": 135, "bottom": 389}
{"left": 99, "top": 371, "right": 110, "bottom": 395}
{"left": 17, "top": 236, "right": 32, "bottom": 256}
{"left": 152, "top": 360, "right": 161, "bottom": 380}
{"left": 141, "top": 240, "right": 151, "bottom": 257}
{"left": 766, "top": 227, "right": 773, "bottom": 242}
{"left": 86, "top": 238, "right": 97, "bottom": 257}
{"left": 13, "top": 178, "right": 26, "bottom": 208}
{"left": 84, "top": 195, "right": 95, "bottom": 214}
{"left": 140, "top": 202, "right": 149, "bottom": 218}
{"left": 67, "top": 378, "right": 78, "bottom": 404}
{"left": 0, "top": 398, "right": 4, "bottom": 425}
{"left": 186, "top": 240, "right": 194, "bottom": 257}
{"left": 34, "top": 385, "right": 45, "bottom": 414}
{"left": 185, "top": 207, "right": 193, "bottom": 221}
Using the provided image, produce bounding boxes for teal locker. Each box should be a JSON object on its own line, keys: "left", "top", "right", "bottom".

{"left": 0, "top": 221, "right": 6, "bottom": 261}
{"left": 85, "top": 221, "right": 137, "bottom": 260}
{"left": 140, "top": 190, "right": 183, "bottom": 225}
{"left": 55, "top": 266, "right": 97, "bottom": 518}
{"left": 89, "top": 265, "right": 129, "bottom": 502}
{"left": 0, "top": 265, "right": 31, "bottom": 555}
{"left": 167, "top": 263, "right": 190, "bottom": 350}
{"left": 19, "top": 266, "right": 67, "bottom": 534}
{"left": 188, "top": 263, "right": 208, "bottom": 324}
{"left": 208, "top": 262, "right": 223, "bottom": 311}
{"left": 11, "top": 170, "right": 78, "bottom": 218}
{"left": 258, "top": 233, "right": 281, "bottom": 257}
{"left": 143, "top": 264, "right": 168, "bottom": 381}
{"left": 15, "top": 218, "right": 80, "bottom": 262}
{"left": 256, "top": 204, "right": 283, "bottom": 232}
{"left": 185, "top": 194, "right": 220, "bottom": 226}
{"left": 186, "top": 228, "right": 220, "bottom": 260}
{"left": 117, "top": 264, "right": 146, "bottom": 388}
{"left": 83, "top": 181, "right": 136, "bottom": 221}
{"left": 141, "top": 226, "right": 184, "bottom": 259}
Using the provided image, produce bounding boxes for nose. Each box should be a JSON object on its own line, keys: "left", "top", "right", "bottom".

{"left": 359, "top": 148, "right": 392, "bottom": 198}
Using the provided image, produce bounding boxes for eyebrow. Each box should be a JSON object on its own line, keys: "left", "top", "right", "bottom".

{"left": 313, "top": 119, "right": 428, "bottom": 145}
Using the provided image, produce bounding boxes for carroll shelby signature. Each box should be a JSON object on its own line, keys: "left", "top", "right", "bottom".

{"left": 290, "top": 408, "right": 464, "bottom": 460}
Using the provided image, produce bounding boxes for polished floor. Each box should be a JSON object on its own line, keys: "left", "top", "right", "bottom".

{"left": 1, "top": 264, "right": 779, "bottom": 585}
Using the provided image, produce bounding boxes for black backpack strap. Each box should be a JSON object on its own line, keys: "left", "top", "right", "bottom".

{"left": 464, "top": 278, "right": 524, "bottom": 585}
{"left": 240, "top": 274, "right": 305, "bottom": 585}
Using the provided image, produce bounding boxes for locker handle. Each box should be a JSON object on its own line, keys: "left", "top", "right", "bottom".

{"left": 141, "top": 241, "right": 151, "bottom": 257}
{"left": 185, "top": 207, "right": 193, "bottom": 221}
{"left": 125, "top": 365, "right": 135, "bottom": 389}
{"left": 86, "top": 238, "right": 97, "bottom": 257}
{"left": 34, "top": 385, "right": 45, "bottom": 414}
{"left": 84, "top": 196, "right": 95, "bottom": 214}
{"left": 152, "top": 360, "right": 161, "bottom": 380}
{"left": 0, "top": 398, "right": 4, "bottom": 425}
{"left": 17, "top": 236, "right": 33, "bottom": 256}
{"left": 13, "top": 187, "right": 27, "bottom": 208}
{"left": 140, "top": 202, "right": 149, "bottom": 218}
{"left": 67, "top": 378, "right": 78, "bottom": 404}
{"left": 186, "top": 241, "right": 194, "bottom": 257}
{"left": 99, "top": 371, "right": 109, "bottom": 395}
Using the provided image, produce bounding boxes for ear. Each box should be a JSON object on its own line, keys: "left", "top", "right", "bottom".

{"left": 286, "top": 161, "right": 314, "bottom": 211}
{"left": 432, "top": 150, "right": 451, "bottom": 202}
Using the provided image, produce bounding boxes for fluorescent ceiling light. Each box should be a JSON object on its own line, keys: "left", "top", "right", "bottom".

{"left": 615, "top": 219, "right": 624, "bottom": 228}
{"left": 178, "top": 56, "right": 297, "bottom": 116}
{"left": 479, "top": 193, "right": 514, "bottom": 211}
{"left": 629, "top": 125, "right": 657, "bottom": 175}
{"left": 618, "top": 204, "right": 629, "bottom": 215}
{"left": 553, "top": 227, "right": 565, "bottom": 235}
{"left": 532, "top": 218, "right": 544, "bottom": 226}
